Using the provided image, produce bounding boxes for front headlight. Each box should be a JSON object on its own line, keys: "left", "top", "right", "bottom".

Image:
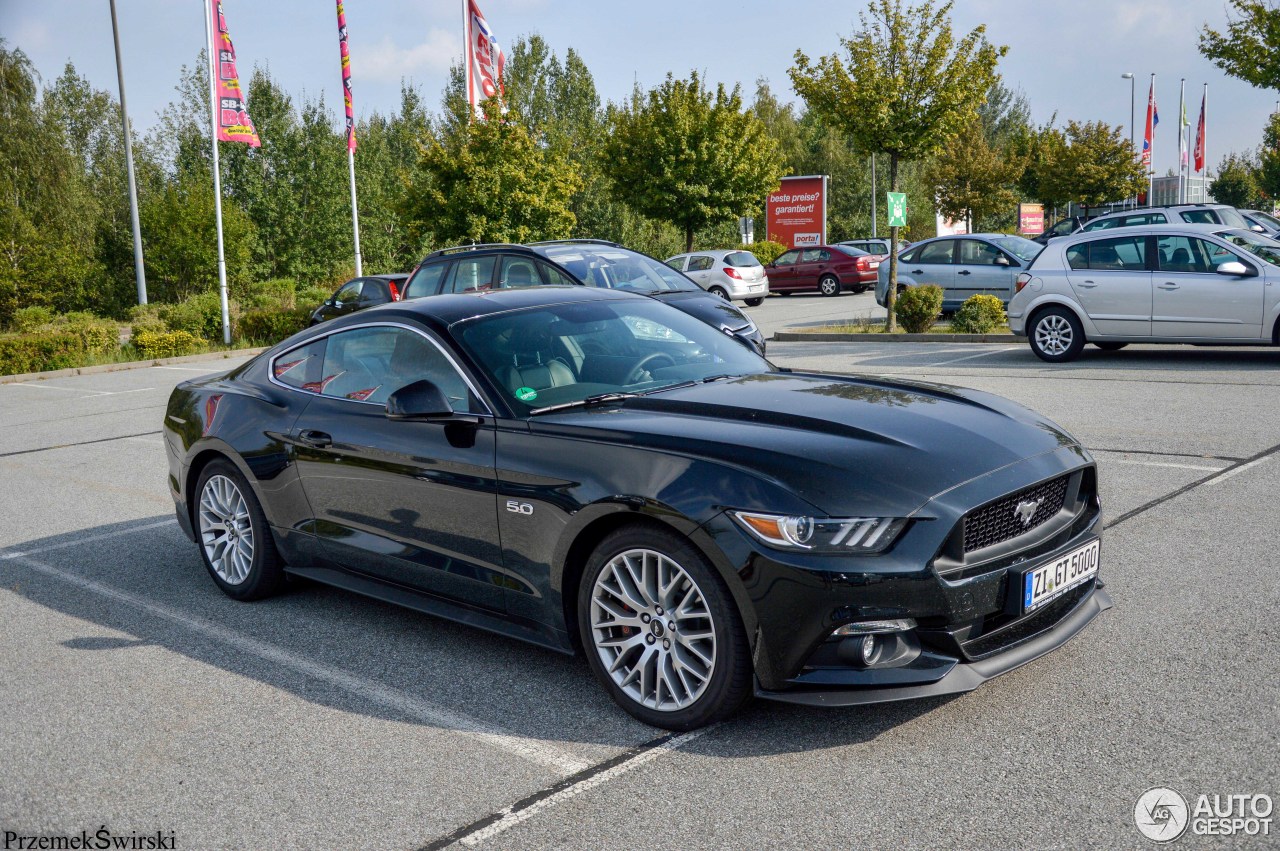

{"left": 731, "top": 511, "right": 907, "bottom": 553}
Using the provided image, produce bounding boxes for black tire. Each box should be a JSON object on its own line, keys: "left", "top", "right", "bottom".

{"left": 1028, "top": 306, "right": 1087, "bottom": 363}
{"left": 578, "top": 525, "right": 752, "bottom": 730}
{"left": 1093, "top": 341, "right": 1128, "bottom": 351}
{"left": 818, "top": 275, "right": 841, "bottom": 297}
{"left": 778, "top": 290, "right": 793, "bottom": 296}
{"left": 744, "top": 297, "right": 764, "bottom": 307}
{"left": 193, "top": 459, "right": 286, "bottom": 601}
{"left": 709, "top": 286, "right": 730, "bottom": 301}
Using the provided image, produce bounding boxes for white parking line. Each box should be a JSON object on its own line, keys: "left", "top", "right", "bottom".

{"left": 929, "top": 346, "right": 1021, "bottom": 366}
{"left": 0, "top": 519, "right": 178, "bottom": 560}
{"left": 1205, "top": 456, "right": 1271, "bottom": 486}
{"left": 154, "top": 366, "right": 223, "bottom": 372}
{"left": 7, "top": 383, "right": 154, "bottom": 398}
{"left": 1110, "top": 459, "right": 1227, "bottom": 472}
{"left": 0, "top": 523, "right": 592, "bottom": 776}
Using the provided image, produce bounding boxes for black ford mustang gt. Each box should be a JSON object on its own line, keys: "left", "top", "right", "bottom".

{"left": 164, "top": 286, "right": 1111, "bottom": 730}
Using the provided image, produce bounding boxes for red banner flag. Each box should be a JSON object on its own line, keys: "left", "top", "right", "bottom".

{"left": 465, "top": 0, "right": 505, "bottom": 114}
{"left": 336, "top": 0, "right": 355, "bottom": 151}
{"left": 1193, "top": 91, "right": 1206, "bottom": 173}
{"left": 1141, "top": 77, "right": 1157, "bottom": 167}
{"left": 211, "top": 0, "right": 259, "bottom": 147}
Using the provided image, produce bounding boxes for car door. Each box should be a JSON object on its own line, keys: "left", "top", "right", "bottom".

{"left": 1063, "top": 235, "right": 1152, "bottom": 337}
{"left": 1151, "top": 235, "right": 1265, "bottom": 339}
{"left": 770, "top": 250, "right": 802, "bottom": 290}
{"left": 795, "top": 248, "right": 830, "bottom": 289}
{"left": 287, "top": 324, "right": 506, "bottom": 610}
{"left": 326, "top": 278, "right": 365, "bottom": 318}
{"left": 903, "top": 239, "right": 957, "bottom": 301}
{"left": 402, "top": 262, "right": 450, "bottom": 300}
{"left": 954, "top": 239, "right": 1017, "bottom": 303}
{"left": 686, "top": 254, "right": 715, "bottom": 288}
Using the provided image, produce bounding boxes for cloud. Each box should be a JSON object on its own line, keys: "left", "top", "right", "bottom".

{"left": 358, "top": 29, "right": 461, "bottom": 82}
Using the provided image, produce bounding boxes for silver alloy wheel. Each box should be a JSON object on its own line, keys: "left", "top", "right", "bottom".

{"left": 590, "top": 548, "right": 717, "bottom": 712}
{"left": 1035, "top": 314, "right": 1074, "bottom": 356}
{"left": 820, "top": 277, "right": 838, "bottom": 295}
{"left": 198, "top": 474, "right": 254, "bottom": 585}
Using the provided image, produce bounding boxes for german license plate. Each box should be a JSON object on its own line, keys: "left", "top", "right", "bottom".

{"left": 1022, "top": 539, "right": 1100, "bottom": 613}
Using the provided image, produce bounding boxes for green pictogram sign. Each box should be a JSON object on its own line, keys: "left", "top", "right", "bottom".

{"left": 887, "top": 192, "right": 907, "bottom": 227}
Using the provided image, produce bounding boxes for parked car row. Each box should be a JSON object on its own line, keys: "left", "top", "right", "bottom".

{"left": 874, "top": 233, "right": 1045, "bottom": 311}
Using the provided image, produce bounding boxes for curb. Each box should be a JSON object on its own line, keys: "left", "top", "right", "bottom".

{"left": 0, "top": 348, "right": 268, "bottom": 385}
{"left": 772, "top": 331, "right": 1019, "bottom": 343}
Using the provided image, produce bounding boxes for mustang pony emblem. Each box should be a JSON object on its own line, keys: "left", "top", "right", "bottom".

{"left": 1014, "top": 498, "right": 1043, "bottom": 527}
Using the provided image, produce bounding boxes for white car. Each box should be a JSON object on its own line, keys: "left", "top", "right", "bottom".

{"left": 1009, "top": 222, "right": 1280, "bottom": 362}
{"left": 665, "top": 250, "right": 770, "bottom": 306}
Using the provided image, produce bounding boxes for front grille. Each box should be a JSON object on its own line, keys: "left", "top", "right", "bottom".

{"left": 963, "top": 474, "right": 1070, "bottom": 553}
{"left": 961, "top": 580, "right": 1094, "bottom": 660}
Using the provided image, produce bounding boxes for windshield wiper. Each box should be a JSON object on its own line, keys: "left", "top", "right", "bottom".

{"left": 639, "top": 374, "right": 741, "bottom": 397}
{"left": 528, "top": 392, "right": 639, "bottom": 415}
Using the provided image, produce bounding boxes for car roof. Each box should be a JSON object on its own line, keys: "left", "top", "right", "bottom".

{"left": 1051, "top": 222, "right": 1244, "bottom": 246}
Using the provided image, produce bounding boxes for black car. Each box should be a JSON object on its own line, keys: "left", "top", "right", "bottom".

{"left": 165, "top": 287, "right": 1110, "bottom": 730}
{"left": 310, "top": 274, "right": 410, "bottom": 325}
{"left": 400, "top": 239, "right": 765, "bottom": 355}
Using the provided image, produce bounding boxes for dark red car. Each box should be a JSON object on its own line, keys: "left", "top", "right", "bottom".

{"left": 765, "top": 245, "right": 880, "bottom": 296}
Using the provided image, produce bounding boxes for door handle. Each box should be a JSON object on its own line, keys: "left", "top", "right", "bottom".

{"left": 957, "top": 270, "right": 971, "bottom": 276}
{"left": 1158, "top": 282, "right": 1180, "bottom": 290}
{"left": 297, "top": 429, "right": 332, "bottom": 448}
{"left": 1078, "top": 281, "right": 1098, "bottom": 288}
{"left": 911, "top": 269, "right": 924, "bottom": 274}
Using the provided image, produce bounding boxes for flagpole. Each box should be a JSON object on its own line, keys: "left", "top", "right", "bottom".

{"left": 347, "top": 148, "right": 362, "bottom": 276}
{"left": 1148, "top": 74, "right": 1155, "bottom": 205}
{"left": 1203, "top": 83, "right": 1209, "bottom": 186}
{"left": 338, "top": 1, "right": 362, "bottom": 277}
{"left": 109, "top": 0, "right": 148, "bottom": 306}
{"left": 1178, "top": 78, "right": 1186, "bottom": 204}
{"left": 204, "top": 0, "right": 231, "bottom": 346}
{"left": 462, "top": 0, "right": 471, "bottom": 117}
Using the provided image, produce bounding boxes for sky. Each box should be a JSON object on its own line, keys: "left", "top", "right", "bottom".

{"left": 6, "top": 0, "right": 1278, "bottom": 179}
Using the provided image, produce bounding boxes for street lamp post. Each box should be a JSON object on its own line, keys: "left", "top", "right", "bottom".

{"left": 1122, "top": 72, "right": 1135, "bottom": 209}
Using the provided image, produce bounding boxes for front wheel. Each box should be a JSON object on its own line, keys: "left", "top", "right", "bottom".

{"left": 818, "top": 275, "right": 841, "bottom": 297}
{"left": 195, "top": 459, "right": 285, "bottom": 601}
{"left": 579, "top": 526, "right": 752, "bottom": 730}
{"left": 1029, "top": 307, "right": 1086, "bottom": 363}
{"left": 744, "top": 297, "right": 764, "bottom": 307}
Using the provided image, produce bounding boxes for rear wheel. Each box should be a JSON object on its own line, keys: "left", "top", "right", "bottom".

{"left": 818, "top": 275, "right": 841, "bottom": 297}
{"left": 744, "top": 297, "right": 764, "bottom": 307}
{"left": 1028, "top": 307, "right": 1086, "bottom": 363}
{"left": 1093, "top": 341, "right": 1128, "bottom": 351}
{"left": 579, "top": 526, "right": 751, "bottom": 730}
{"left": 708, "top": 286, "right": 730, "bottom": 300}
{"left": 195, "top": 459, "right": 285, "bottom": 601}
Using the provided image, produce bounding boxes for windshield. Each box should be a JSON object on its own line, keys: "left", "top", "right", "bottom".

{"left": 456, "top": 297, "right": 771, "bottom": 414}
{"left": 1213, "top": 207, "right": 1250, "bottom": 228}
{"left": 990, "top": 235, "right": 1044, "bottom": 262}
{"left": 534, "top": 244, "right": 698, "bottom": 293}
{"left": 831, "top": 245, "right": 868, "bottom": 258}
{"left": 1215, "top": 229, "right": 1280, "bottom": 266}
{"left": 1248, "top": 210, "right": 1280, "bottom": 228}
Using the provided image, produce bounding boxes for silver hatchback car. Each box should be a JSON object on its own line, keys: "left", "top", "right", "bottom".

{"left": 1009, "top": 223, "right": 1280, "bottom": 362}
{"left": 664, "top": 250, "right": 770, "bottom": 305}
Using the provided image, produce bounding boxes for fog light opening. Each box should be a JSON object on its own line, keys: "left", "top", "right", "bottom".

{"left": 859, "top": 635, "right": 881, "bottom": 665}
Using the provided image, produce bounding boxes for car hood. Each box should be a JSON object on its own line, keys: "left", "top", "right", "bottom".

{"left": 649, "top": 289, "right": 752, "bottom": 331}
{"left": 535, "top": 372, "right": 1079, "bottom": 517}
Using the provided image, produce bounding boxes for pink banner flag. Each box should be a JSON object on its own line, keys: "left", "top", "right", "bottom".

{"left": 465, "top": 0, "right": 506, "bottom": 114}
{"left": 336, "top": 0, "right": 355, "bottom": 151}
{"left": 211, "top": 0, "right": 260, "bottom": 147}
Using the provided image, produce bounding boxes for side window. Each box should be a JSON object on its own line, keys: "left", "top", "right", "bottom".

{"left": 817, "top": 249, "right": 832, "bottom": 261}
{"left": 1065, "top": 244, "right": 1088, "bottom": 270}
{"left": 688, "top": 255, "right": 714, "bottom": 272}
{"left": 445, "top": 256, "right": 497, "bottom": 293}
{"left": 1157, "top": 236, "right": 1241, "bottom": 273}
{"left": 317, "top": 327, "right": 479, "bottom": 410}
{"left": 898, "top": 247, "right": 920, "bottom": 264}
{"left": 916, "top": 240, "right": 955, "bottom": 265}
{"left": 957, "top": 240, "right": 1002, "bottom": 265}
{"left": 358, "top": 280, "right": 388, "bottom": 303}
{"left": 1199, "top": 239, "right": 1244, "bottom": 270}
{"left": 334, "top": 279, "right": 363, "bottom": 302}
{"left": 538, "top": 261, "right": 578, "bottom": 286}
{"left": 774, "top": 250, "right": 800, "bottom": 266}
{"left": 272, "top": 338, "right": 327, "bottom": 392}
{"left": 800, "top": 249, "right": 824, "bottom": 263}
{"left": 1082, "top": 236, "right": 1147, "bottom": 270}
{"left": 403, "top": 263, "right": 447, "bottom": 300}
{"left": 1082, "top": 218, "right": 1118, "bottom": 232}
{"left": 1179, "top": 210, "right": 1216, "bottom": 224}
{"left": 499, "top": 257, "right": 545, "bottom": 288}
{"left": 664, "top": 257, "right": 686, "bottom": 271}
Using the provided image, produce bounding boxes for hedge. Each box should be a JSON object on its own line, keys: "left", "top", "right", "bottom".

{"left": 895, "top": 284, "right": 944, "bottom": 333}
{"left": 0, "top": 331, "right": 90, "bottom": 375}
{"left": 131, "top": 330, "right": 205, "bottom": 359}
{"left": 237, "top": 307, "right": 313, "bottom": 345}
{"left": 951, "top": 294, "right": 1008, "bottom": 334}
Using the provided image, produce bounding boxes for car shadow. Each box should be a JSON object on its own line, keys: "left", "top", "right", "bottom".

{"left": 3, "top": 516, "right": 952, "bottom": 757}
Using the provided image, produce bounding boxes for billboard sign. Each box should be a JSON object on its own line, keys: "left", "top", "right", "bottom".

{"left": 766, "top": 175, "right": 827, "bottom": 248}
{"left": 1018, "top": 203, "right": 1045, "bottom": 235}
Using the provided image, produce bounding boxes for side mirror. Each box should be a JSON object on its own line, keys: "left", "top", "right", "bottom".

{"left": 1252, "top": 224, "right": 1266, "bottom": 233}
{"left": 994, "top": 255, "right": 1012, "bottom": 266}
{"left": 1217, "top": 261, "right": 1253, "bottom": 277}
{"left": 386, "top": 379, "right": 455, "bottom": 420}
{"left": 332, "top": 299, "right": 343, "bottom": 309}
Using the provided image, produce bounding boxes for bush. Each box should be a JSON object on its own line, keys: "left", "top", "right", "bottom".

{"left": 237, "top": 307, "right": 312, "bottom": 344}
{"left": 242, "top": 278, "right": 299, "bottom": 311}
{"left": 294, "top": 285, "right": 332, "bottom": 311}
{"left": 747, "top": 240, "right": 787, "bottom": 266}
{"left": 0, "top": 331, "right": 87, "bottom": 375}
{"left": 159, "top": 292, "right": 236, "bottom": 342}
{"left": 950, "top": 294, "right": 1007, "bottom": 334}
{"left": 58, "top": 313, "right": 119, "bottom": 356}
{"left": 131, "top": 330, "right": 205, "bottom": 360}
{"left": 895, "top": 284, "right": 944, "bottom": 333}
{"left": 11, "top": 305, "right": 56, "bottom": 333}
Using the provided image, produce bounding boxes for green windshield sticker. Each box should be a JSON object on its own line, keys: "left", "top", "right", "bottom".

{"left": 515, "top": 387, "right": 538, "bottom": 402}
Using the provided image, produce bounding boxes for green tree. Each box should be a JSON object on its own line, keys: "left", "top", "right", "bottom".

{"left": 1200, "top": 1, "right": 1280, "bottom": 91}
{"left": 1257, "top": 113, "right": 1280, "bottom": 201}
{"left": 602, "top": 72, "right": 784, "bottom": 252}
{"left": 1039, "top": 120, "right": 1146, "bottom": 208}
{"left": 1014, "top": 123, "right": 1071, "bottom": 212}
{"left": 790, "top": 0, "right": 1005, "bottom": 330}
{"left": 977, "top": 80, "right": 1032, "bottom": 146}
{"left": 1209, "top": 152, "right": 1262, "bottom": 207}
{"left": 925, "top": 118, "right": 1025, "bottom": 231}
{"left": 406, "top": 98, "right": 580, "bottom": 245}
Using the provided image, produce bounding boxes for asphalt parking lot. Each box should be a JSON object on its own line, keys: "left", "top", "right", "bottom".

{"left": 3, "top": 331, "right": 1279, "bottom": 849}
